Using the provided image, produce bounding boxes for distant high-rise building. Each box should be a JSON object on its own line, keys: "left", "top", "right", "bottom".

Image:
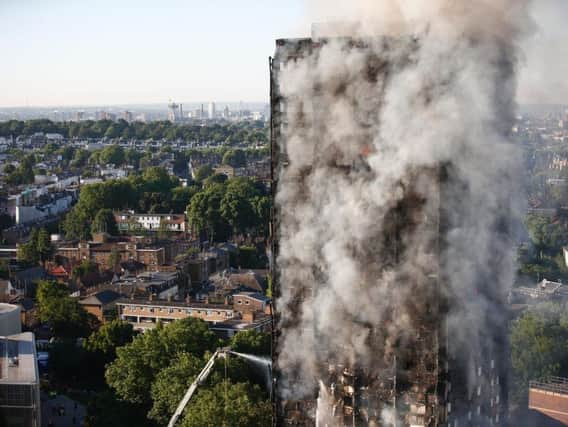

{"left": 74, "top": 111, "right": 85, "bottom": 122}
{"left": 168, "top": 101, "right": 180, "bottom": 122}
{"left": 223, "top": 105, "right": 230, "bottom": 119}
{"left": 208, "top": 102, "right": 216, "bottom": 120}
{"left": 122, "top": 111, "right": 133, "bottom": 123}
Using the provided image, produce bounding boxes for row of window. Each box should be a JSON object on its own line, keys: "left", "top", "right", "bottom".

{"left": 123, "top": 305, "right": 233, "bottom": 317}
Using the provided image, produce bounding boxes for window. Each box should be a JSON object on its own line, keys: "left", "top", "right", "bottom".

{"left": 477, "top": 386, "right": 481, "bottom": 396}
{"left": 245, "top": 300, "right": 250, "bottom": 305}
{"left": 237, "top": 300, "right": 242, "bottom": 304}
{"left": 478, "top": 366, "right": 482, "bottom": 377}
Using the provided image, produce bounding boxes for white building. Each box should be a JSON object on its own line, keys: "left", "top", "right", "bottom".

{"left": 0, "top": 332, "right": 41, "bottom": 427}
{"left": 115, "top": 212, "right": 187, "bottom": 233}
{"left": 15, "top": 194, "right": 73, "bottom": 225}
{"left": 208, "top": 102, "right": 216, "bottom": 120}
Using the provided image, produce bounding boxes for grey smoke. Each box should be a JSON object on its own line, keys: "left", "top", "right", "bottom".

{"left": 274, "top": 0, "right": 532, "bottom": 424}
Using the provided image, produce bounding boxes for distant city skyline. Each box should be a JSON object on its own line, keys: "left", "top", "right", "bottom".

{"left": 1, "top": 0, "right": 567, "bottom": 108}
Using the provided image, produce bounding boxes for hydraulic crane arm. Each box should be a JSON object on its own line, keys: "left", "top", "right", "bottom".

{"left": 167, "top": 348, "right": 227, "bottom": 427}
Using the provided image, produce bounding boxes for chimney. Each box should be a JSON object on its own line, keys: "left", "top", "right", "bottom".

{"left": 204, "top": 296, "right": 209, "bottom": 305}
{"left": 167, "top": 294, "right": 172, "bottom": 302}
{"left": 224, "top": 296, "right": 229, "bottom": 306}
{"left": 186, "top": 294, "right": 191, "bottom": 303}
{"left": 149, "top": 293, "right": 154, "bottom": 301}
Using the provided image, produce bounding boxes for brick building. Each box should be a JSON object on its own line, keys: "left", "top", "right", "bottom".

{"left": 529, "top": 377, "right": 568, "bottom": 425}
{"left": 116, "top": 296, "right": 271, "bottom": 337}
{"left": 56, "top": 241, "right": 165, "bottom": 271}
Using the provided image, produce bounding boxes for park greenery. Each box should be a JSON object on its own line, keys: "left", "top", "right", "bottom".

{"left": 62, "top": 165, "right": 270, "bottom": 242}
{"left": 0, "top": 119, "right": 268, "bottom": 145}
{"left": 187, "top": 177, "right": 270, "bottom": 242}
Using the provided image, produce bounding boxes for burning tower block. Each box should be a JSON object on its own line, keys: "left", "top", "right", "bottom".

{"left": 270, "top": 22, "right": 515, "bottom": 427}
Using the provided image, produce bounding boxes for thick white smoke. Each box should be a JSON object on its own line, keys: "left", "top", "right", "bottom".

{"left": 275, "top": 0, "right": 532, "bottom": 424}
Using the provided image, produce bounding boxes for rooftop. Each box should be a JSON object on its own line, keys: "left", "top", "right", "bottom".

{"left": 116, "top": 298, "right": 232, "bottom": 311}
{"left": 0, "top": 332, "right": 38, "bottom": 384}
{"left": 0, "top": 303, "right": 19, "bottom": 315}
{"left": 530, "top": 376, "right": 568, "bottom": 395}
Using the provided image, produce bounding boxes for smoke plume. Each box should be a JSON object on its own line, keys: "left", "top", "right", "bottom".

{"left": 274, "top": 0, "right": 531, "bottom": 425}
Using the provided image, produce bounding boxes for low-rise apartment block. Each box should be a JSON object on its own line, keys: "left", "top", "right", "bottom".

{"left": 117, "top": 293, "right": 271, "bottom": 337}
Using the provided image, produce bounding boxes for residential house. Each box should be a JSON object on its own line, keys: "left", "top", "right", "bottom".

{"left": 79, "top": 290, "right": 122, "bottom": 322}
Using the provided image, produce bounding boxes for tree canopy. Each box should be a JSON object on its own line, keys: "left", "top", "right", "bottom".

{"left": 187, "top": 177, "right": 269, "bottom": 241}
{"left": 180, "top": 381, "right": 271, "bottom": 427}
{"left": 36, "top": 280, "right": 95, "bottom": 338}
{"left": 18, "top": 228, "right": 54, "bottom": 265}
{"left": 105, "top": 318, "right": 218, "bottom": 405}
{"left": 511, "top": 304, "right": 568, "bottom": 404}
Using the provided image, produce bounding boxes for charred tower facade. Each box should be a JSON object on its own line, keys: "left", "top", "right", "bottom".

{"left": 270, "top": 25, "right": 511, "bottom": 427}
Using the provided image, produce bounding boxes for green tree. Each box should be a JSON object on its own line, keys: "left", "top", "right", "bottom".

{"left": 230, "top": 330, "right": 271, "bottom": 356}
{"left": 63, "top": 208, "right": 91, "bottom": 240}
{"left": 92, "top": 208, "right": 118, "bottom": 235}
{"left": 84, "top": 390, "right": 153, "bottom": 427}
{"left": 525, "top": 214, "right": 568, "bottom": 260}
{"left": 194, "top": 164, "right": 213, "bottom": 182}
{"left": 105, "top": 318, "right": 218, "bottom": 405}
{"left": 180, "top": 381, "right": 271, "bottom": 427}
{"left": 18, "top": 228, "right": 53, "bottom": 265}
{"left": 125, "top": 149, "right": 143, "bottom": 170}
{"left": 36, "top": 280, "right": 95, "bottom": 338}
{"left": 148, "top": 352, "right": 205, "bottom": 425}
{"left": 100, "top": 144, "right": 126, "bottom": 166}
{"left": 222, "top": 149, "right": 246, "bottom": 168}
{"left": 84, "top": 320, "right": 135, "bottom": 363}
{"left": 220, "top": 180, "right": 257, "bottom": 235}
{"left": 511, "top": 308, "right": 568, "bottom": 404}
{"left": 187, "top": 183, "right": 231, "bottom": 242}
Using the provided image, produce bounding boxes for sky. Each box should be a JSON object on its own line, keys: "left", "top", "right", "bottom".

{"left": 0, "top": 0, "right": 566, "bottom": 108}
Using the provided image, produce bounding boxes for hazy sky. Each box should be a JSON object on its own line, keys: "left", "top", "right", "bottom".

{"left": 0, "top": 0, "right": 566, "bottom": 107}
